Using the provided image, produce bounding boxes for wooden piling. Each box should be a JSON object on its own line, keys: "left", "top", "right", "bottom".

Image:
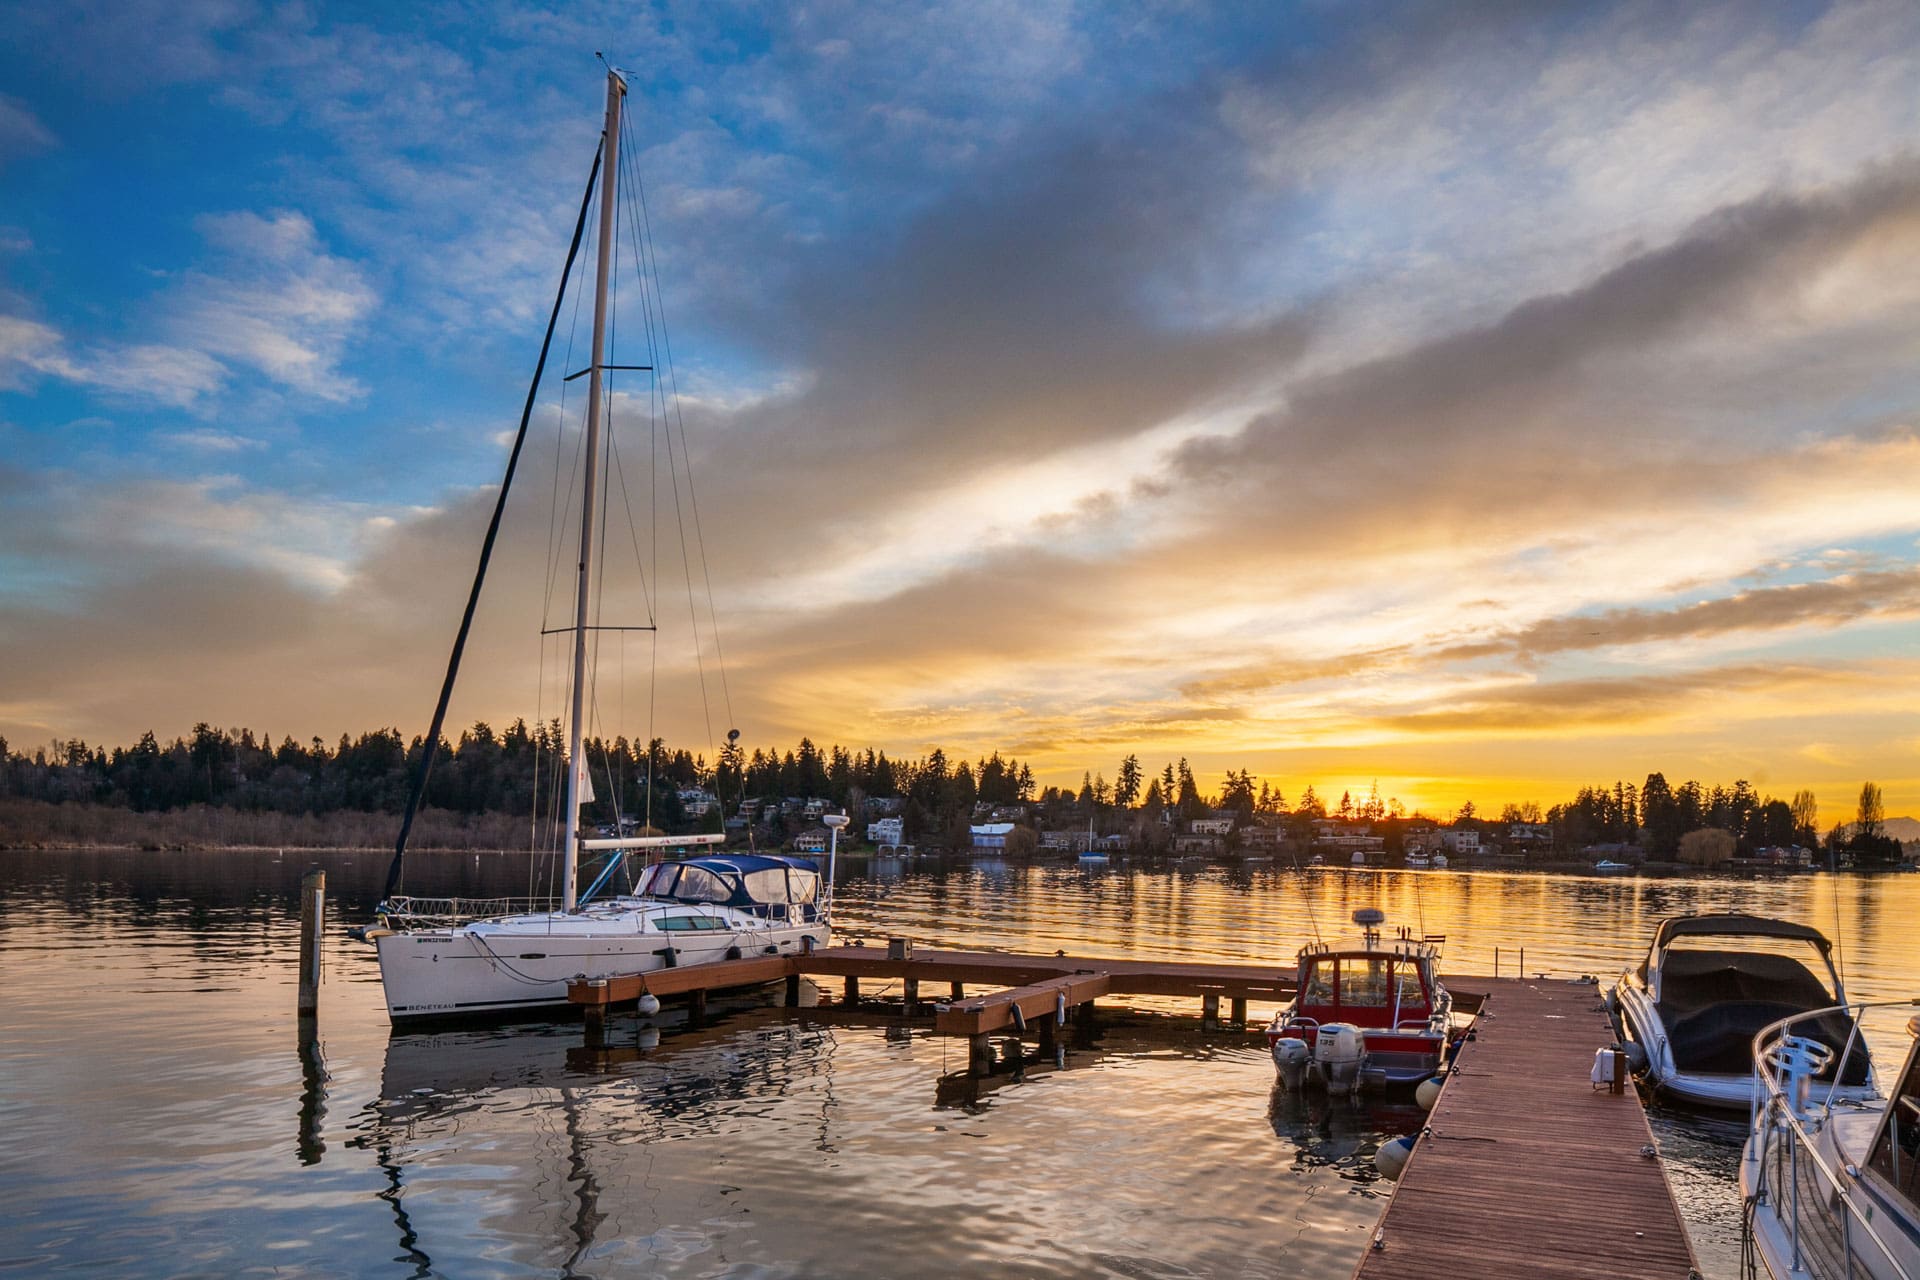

{"left": 688, "top": 988, "right": 707, "bottom": 1024}
{"left": 903, "top": 977, "right": 919, "bottom": 1014}
{"left": 785, "top": 973, "right": 802, "bottom": 1007}
{"left": 844, "top": 975, "right": 860, "bottom": 1005}
{"left": 1230, "top": 996, "right": 1248, "bottom": 1025}
{"left": 951, "top": 980, "right": 964, "bottom": 1000}
{"left": 297, "top": 868, "right": 325, "bottom": 1017}
{"left": 1201, "top": 992, "right": 1221, "bottom": 1029}
{"left": 968, "top": 1033, "right": 992, "bottom": 1076}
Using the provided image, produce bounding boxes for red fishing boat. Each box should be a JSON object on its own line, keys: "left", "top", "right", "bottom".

{"left": 1266, "top": 909, "right": 1456, "bottom": 1093}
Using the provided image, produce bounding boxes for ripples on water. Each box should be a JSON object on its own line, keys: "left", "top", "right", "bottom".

{"left": 0, "top": 848, "right": 1912, "bottom": 1278}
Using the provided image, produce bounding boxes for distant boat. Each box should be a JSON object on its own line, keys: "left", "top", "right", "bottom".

{"left": 1592, "top": 859, "right": 1631, "bottom": 874}
{"left": 1404, "top": 852, "right": 1430, "bottom": 870}
{"left": 1430, "top": 852, "right": 1448, "bottom": 869}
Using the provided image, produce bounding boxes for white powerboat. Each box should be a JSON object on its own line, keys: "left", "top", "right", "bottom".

{"left": 1612, "top": 913, "right": 1874, "bottom": 1109}
{"left": 1741, "top": 999, "right": 1919, "bottom": 1278}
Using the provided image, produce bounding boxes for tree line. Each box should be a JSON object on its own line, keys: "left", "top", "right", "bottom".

{"left": 0, "top": 726, "right": 1903, "bottom": 863}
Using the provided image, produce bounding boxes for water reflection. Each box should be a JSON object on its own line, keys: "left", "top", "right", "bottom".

{"left": 4, "top": 847, "right": 1918, "bottom": 1278}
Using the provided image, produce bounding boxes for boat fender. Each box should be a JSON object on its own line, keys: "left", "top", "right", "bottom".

{"left": 1621, "top": 1041, "right": 1649, "bottom": 1075}
{"left": 1056, "top": 991, "right": 1068, "bottom": 1026}
{"left": 1010, "top": 1004, "right": 1028, "bottom": 1033}
{"left": 636, "top": 994, "right": 661, "bottom": 1017}
{"left": 1414, "top": 1076, "right": 1444, "bottom": 1111}
{"left": 725, "top": 945, "right": 742, "bottom": 960}
{"left": 1374, "top": 1134, "right": 1415, "bottom": 1181}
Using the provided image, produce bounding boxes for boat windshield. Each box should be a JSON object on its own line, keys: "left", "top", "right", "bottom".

{"left": 1395, "top": 962, "right": 1429, "bottom": 1009}
{"left": 1340, "top": 957, "right": 1391, "bottom": 1007}
{"left": 636, "top": 862, "right": 732, "bottom": 903}
{"left": 1865, "top": 1032, "right": 1920, "bottom": 1206}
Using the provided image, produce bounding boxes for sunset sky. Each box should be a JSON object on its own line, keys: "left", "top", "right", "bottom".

{"left": 3, "top": 2, "right": 1919, "bottom": 818}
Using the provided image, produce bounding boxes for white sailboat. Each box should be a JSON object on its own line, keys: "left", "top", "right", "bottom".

{"left": 363, "top": 70, "right": 830, "bottom": 1022}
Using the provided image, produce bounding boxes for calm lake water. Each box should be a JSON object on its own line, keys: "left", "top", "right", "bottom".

{"left": 1, "top": 847, "right": 1914, "bottom": 1278}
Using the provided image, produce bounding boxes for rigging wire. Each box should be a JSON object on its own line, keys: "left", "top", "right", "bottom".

{"left": 622, "top": 109, "right": 737, "bottom": 740}
{"left": 381, "top": 138, "right": 601, "bottom": 902}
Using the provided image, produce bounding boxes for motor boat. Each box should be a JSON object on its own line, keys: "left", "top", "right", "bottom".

{"left": 1741, "top": 1000, "right": 1917, "bottom": 1278}
{"left": 1611, "top": 913, "right": 1874, "bottom": 1109}
{"left": 1266, "top": 909, "right": 1456, "bottom": 1093}
{"left": 1404, "top": 852, "right": 1431, "bottom": 870}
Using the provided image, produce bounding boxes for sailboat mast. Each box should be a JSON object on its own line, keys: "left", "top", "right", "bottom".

{"left": 562, "top": 68, "right": 625, "bottom": 913}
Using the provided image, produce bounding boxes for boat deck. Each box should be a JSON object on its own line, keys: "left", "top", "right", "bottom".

{"left": 1354, "top": 977, "right": 1699, "bottom": 1279}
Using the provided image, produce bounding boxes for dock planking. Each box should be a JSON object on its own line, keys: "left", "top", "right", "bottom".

{"left": 1354, "top": 977, "right": 1700, "bottom": 1280}
{"left": 569, "top": 944, "right": 1296, "bottom": 1036}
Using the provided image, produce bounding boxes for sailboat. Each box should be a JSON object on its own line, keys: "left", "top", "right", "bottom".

{"left": 362, "top": 70, "right": 830, "bottom": 1022}
{"left": 1077, "top": 816, "right": 1109, "bottom": 864}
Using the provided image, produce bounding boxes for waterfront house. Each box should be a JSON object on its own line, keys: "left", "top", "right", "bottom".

{"left": 1172, "top": 833, "right": 1223, "bottom": 855}
{"left": 867, "top": 816, "right": 904, "bottom": 845}
{"left": 971, "top": 821, "right": 1016, "bottom": 850}
{"left": 1189, "top": 817, "right": 1235, "bottom": 837}
{"left": 793, "top": 828, "right": 829, "bottom": 855}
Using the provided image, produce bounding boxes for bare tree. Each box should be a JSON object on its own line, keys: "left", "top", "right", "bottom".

{"left": 1856, "top": 782, "right": 1884, "bottom": 838}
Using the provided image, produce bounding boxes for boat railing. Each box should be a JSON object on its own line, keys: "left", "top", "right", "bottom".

{"left": 379, "top": 895, "right": 560, "bottom": 927}
{"left": 1745, "top": 1000, "right": 1915, "bottom": 1279}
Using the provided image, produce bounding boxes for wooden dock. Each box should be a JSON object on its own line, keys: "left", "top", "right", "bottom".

{"left": 1354, "top": 978, "right": 1699, "bottom": 1280}
{"left": 569, "top": 944, "right": 1297, "bottom": 1070}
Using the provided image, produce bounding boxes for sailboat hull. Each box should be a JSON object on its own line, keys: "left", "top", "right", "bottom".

{"left": 376, "top": 907, "right": 828, "bottom": 1021}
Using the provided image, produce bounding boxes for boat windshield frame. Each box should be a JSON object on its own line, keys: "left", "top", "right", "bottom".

{"left": 632, "top": 855, "right": 822, "bottom": 915}
{"left": 1293, "top": 940, "right": 1440, "bottom": 1026}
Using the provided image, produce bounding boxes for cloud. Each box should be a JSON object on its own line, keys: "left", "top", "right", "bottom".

{"left": 1377, "top": 662, "right": 1877, "bottom": 736}
{"left": 167, "top": 210, "right": 376, "bottom": 402}
{"left": 1446, "top": 568, "right": 1920, "bottom": 663}
{"left": 0, "top": 315, "right": 227, "bottom": 408}
{"left": 158, "top": 429, "right": 265, "bottom": 453}
{"left": 0, "top": 93, "right": 55, "bottom": 166}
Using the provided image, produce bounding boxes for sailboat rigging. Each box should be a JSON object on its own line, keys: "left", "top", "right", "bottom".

{"left": 362, "top": 69, "right": 828, "bottom": 1022}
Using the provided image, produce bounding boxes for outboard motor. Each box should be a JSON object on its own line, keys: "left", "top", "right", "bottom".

{"left": 1314, "top": 1022, "right": 1368, "bottom": 1094}
{"left": 1272, "top": 1035, "right": 1311, "bottom": 1090}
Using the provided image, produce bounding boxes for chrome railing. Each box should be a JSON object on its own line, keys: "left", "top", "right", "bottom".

{"left": 1745, "top": 1000, "right": 1915, "bottom": 1279}
{"left": 377, "top": 895, "right": 560, "bottom": 927}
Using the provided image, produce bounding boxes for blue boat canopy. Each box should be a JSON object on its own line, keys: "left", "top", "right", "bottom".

{"left": 634, "top": 854, "right": 821, "bottom": 910}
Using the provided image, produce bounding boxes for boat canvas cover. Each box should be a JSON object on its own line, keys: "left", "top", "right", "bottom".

{"left": 1653, "top": 948, "right": 1866, "bottom": 1082}
{"left": 1650, "top": 913, "right": 1833, "bottom": 954}
{"left": 640, "top": 855, "right": 820, "bottom": 910}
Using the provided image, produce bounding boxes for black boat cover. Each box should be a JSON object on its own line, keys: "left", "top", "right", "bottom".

{"left": 1654, "top": 948, "right": 1867, "bottom": 1082}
